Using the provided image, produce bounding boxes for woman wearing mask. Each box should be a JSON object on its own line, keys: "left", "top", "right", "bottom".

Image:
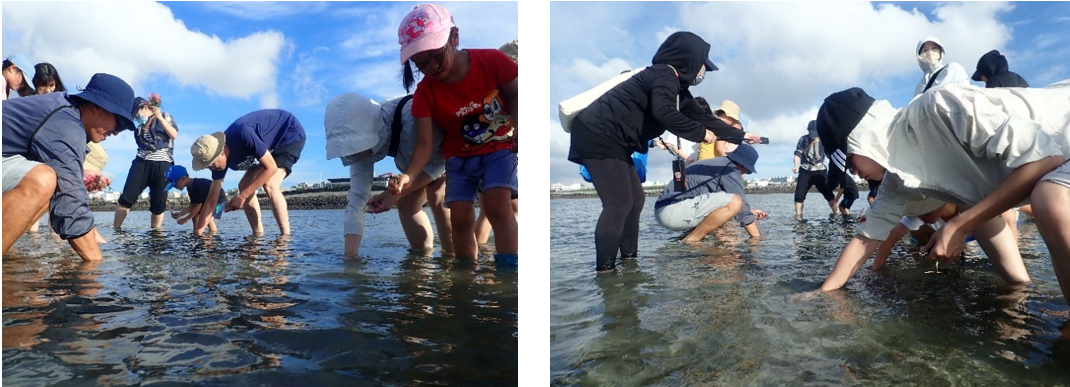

{"left": 914, "top": 36, "right": 969, "bottom": 96}
{"left": 114, "top": 94, "right": 179, "bottom": 230}
{"left": 568, "top": 31, "right": 762, "bottom": 272}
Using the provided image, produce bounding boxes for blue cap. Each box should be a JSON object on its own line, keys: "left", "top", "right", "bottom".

{"left": 727, "top": 143, "right": 758, "bottom": 174}
{"left": 164, "top": 165, "right": 188, "bottom": 191}
{"left": 5, "top": 54, "right": 37, "bottom": 88}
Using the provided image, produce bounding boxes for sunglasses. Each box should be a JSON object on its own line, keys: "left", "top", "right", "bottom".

{"left": 411, "top": 45, "right": 450, "bottom": 75}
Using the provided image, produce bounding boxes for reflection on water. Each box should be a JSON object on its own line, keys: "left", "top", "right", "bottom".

{"left": 551, "top": 194, "right": 1070, "bottom": 386}
{"left": 3, "top": 209, "right": 517, "bottom": 385}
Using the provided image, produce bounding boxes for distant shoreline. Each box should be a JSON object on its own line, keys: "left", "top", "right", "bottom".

{"left": 550, "top": 182, "right": 872, "bottom": 199}
{"left": 89, "top": 190, "right": 381, "bottom": 212}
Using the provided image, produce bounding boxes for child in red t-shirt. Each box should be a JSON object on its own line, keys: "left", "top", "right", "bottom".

{"left": 391, "top": 3, "right": 518, "bottom": 266}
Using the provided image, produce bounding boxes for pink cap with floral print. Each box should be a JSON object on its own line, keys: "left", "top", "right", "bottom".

{"left": 398, "top": 3, "right": 456, "bottom": 64}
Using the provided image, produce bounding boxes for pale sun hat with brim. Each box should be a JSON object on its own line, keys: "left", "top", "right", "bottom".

{"left": 499, "top": 40, "right": 518, "bottom": 64}
{"left": 715, "top": 100, "right": 741, "bottom": 122}
{"left": 324, "top": 92, "right": 384, "bottom": 160}
{"left": 398, "top": 3, "right": 456, "bottom": 64}
{"left": 191, "top": 132, "right": 226, "bottom": 171}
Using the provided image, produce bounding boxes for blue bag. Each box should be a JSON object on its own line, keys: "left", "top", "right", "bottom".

{"left": 579, "top": 151, "right": 649, "bottom": 183}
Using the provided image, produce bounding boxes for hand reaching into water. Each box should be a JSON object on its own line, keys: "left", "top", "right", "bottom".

{"left": 923, "top": 219, "right": 967, "bottom": 265}
{"left": 367, "top": 192, "right": 399, "bottom": 214}
{"left": 753, "top": 209, "right": 769, "bottom": 220}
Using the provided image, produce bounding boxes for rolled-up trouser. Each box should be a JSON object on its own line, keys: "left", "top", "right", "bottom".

{"left": 117, "top": 157, "right": 172, "bottom": 214}
{"left": 582, "top": 158, "right": 644, "bottom": 271}
{"left": 794, "top": 168, "right": 835, "bottom": 203}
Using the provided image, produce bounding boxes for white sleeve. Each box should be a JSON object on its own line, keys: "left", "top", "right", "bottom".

{"left": 900, "top": 216, "right": 925, "bottom": 231}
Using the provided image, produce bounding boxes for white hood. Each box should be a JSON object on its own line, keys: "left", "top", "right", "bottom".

{"left": 916, "top": 36, "right": 945, "bottom": 74}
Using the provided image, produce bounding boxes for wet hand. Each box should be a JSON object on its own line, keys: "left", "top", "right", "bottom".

{"left": 225, "top": 193, "right": 246, "bottom": 212}
{"left": 366, "top": 193, "right": 398, "bottom": 214}
{"left": 388, "top": 174, "right": 410, "bottom": 195}
{"left": 753, "top": 209, "right": 769, "bottom": 220}
{"left": 923, "top": 222, "right": 966, "bottom": 265}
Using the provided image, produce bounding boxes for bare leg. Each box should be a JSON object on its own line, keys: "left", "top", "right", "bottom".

{"left": 3, "top": 165, "right": 56, "bottom": 255}
{"left": 344, "top": 234, "right": 362, "bottom": 258}
{"left": 682, "top": 194, "right": 742, "bottom": 244}
{"left": 973, "top": 214, "right": 1030, "bottom": 284}
{"left": 450, "top": 201, "right": 478, "bottom": 260}
{"left": 397, "top": 185, "right": 434, "bottom": 252}
{"left": 27, "top": 213, "right": 45, "bottom": 233}
{"left": 1000, "top": 208, "right": 1019, "bottom": 241}
{"left": 794, "top": 202, "right": 804, "bottom": 221}
{"left": 113, "top": 206, "right": 131, "bottom": 230}
{"left": 1032, "top": 181, "right": 1070, "bottom": 303}
{"left": 151, "top": 212, "right": 164, "bottom": 230}
{"left": 474, "top": 192, "right": 492, "bottom": 245}
{"left": 208, "top": 217, "right": 218, "bottom": 233}
{"left": 238, "top": 167, "right": 264, "bottom": 235}
{"left": 262, "top": 168, "right": 290, "bottom": 235}
{"left": 1019, "top": 204, "right": 1034, "bottom": 218}
{"left": 426, "top": 177, "right": 453, "bottom": 254}
{"left": 484, "top": 187, "right": 518, "bottom": 254}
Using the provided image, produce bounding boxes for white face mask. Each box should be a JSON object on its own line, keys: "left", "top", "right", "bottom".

{"left": 692, "top": 64, "right": 706, "bottom": 86}
{"left": 919, "top": 48, "right": 941, "bottom": 67}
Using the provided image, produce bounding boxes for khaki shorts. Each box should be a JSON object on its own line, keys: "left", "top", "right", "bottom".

{"left": 1040, "top": 160, "right": 1070, "bottom": 189}
{"left": 2, "top": 155, "right": 43, "bottom": 193}
{"left": 654, "top": 192, "right": 736, "bottom": 230}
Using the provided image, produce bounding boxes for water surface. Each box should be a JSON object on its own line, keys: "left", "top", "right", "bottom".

{"left": 551, "top": 194, "right": 1070, "bottom": 386}
{"left": 4, "top": 209, "right": 517, "bottom": 386}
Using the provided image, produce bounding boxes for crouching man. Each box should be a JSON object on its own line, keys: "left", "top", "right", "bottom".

{"left": 654, "top": 143, "right": 769, "bottom": 243}
{"left": 2, "top": 73, "right": 136, "bottom": 260}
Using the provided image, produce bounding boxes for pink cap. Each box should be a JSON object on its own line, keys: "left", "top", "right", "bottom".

{"left": 398, "top": 3, "right": 456, "bottom": 64}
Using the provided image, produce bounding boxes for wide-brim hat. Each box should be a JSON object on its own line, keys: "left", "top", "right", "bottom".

{"left": 727, "top": 143, "right": 758, "bottom": 174}
{"left": 715, "top": 100, "right": 740, "bottom": 121}
{"left": 398, "top": 3, "right": 456, "bottom": 64}
{"left": 70, "top": 73, "right": 136, "bottom": 133}
{"left": 6, "top": 54, "right": 36, "bottom": 88}
{"left": 324, "top": 92, "right": 383, "bottom": 160}
{"left": 191, "top": 132, "right": 226, "bottom": 171}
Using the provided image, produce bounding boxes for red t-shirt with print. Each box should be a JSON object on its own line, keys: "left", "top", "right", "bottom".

{"left": 412, "top": 48, "right": 518, "bottom": 159}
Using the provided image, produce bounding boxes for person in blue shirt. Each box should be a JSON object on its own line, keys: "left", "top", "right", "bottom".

{"left": 164, "top": 165, "right": 226, "bottom": 234}
{"left": 2, "top": 73, "right": 136, "bottom": 260}
{"left": 188, "top": 109, "right": 306, "bottom": 236}
{"left": 654, "top": 144, "right": 769, "bottom": 243}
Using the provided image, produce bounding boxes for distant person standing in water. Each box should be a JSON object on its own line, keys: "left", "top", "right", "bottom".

{"left": 114, "top": 94, "right": 179, "bottom": 231}
{"left": 792, "top": 120, "right": 837, "bottom": 220}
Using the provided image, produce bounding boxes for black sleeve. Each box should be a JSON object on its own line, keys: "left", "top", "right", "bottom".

{"left": 645, "top": 66, "right": 707, "bottom": 144}
{"left": 680, "top": 96, "right": 745, "bottom": 143}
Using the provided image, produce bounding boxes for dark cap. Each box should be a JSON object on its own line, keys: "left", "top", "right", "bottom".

{"left": 815, "top": 87, "right": 875, "bottom": 158}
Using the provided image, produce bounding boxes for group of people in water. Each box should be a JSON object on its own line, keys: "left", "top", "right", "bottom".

{"left": 2, "top": 3, "right": 519, "bottom": 267}
{"left": 567, "top": 33, "right": 1070, "bottom": 307}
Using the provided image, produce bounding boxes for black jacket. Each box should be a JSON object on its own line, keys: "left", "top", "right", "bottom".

{"left": 569, "top": 31, "right": 741, "bottom": 163}
{"left": 972, "top": 50, "right": 1029, "bottom": 88}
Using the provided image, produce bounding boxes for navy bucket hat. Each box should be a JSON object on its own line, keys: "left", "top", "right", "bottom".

{"left": 70, "top": 73, "right": 137, "bottom": 133}
{"left": 727, "top": 143, "right": 759, "bottom": 174}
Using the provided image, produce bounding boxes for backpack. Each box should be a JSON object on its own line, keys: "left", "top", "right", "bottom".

{"left": 558, "top": 67, "right": 647, "bottom": 133}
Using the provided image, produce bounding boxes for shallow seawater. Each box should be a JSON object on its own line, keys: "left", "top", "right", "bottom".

{"left": 551, "top": 193, "right": 1070, "bottom": 386}
{"left": 3, "top": 209, "right": 517, "bottom": 386}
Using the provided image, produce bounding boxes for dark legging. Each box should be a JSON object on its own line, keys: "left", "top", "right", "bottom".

{"left": 583, "top": 158, "right": 644, "bottom": 271}
{"left": 794, "top": 168, "right": 835, "bottom": 203}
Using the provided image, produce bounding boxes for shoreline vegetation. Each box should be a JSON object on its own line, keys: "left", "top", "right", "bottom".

{"left": 89, "top": 182, "right": 872, "bottom": 211}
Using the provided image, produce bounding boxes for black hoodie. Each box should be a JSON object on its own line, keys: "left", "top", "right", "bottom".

{"left": 568, "top": 31, "right": 742, "bottom": 164}
{"left": 971, "top": 50, "right": 1029, "bottom": 88}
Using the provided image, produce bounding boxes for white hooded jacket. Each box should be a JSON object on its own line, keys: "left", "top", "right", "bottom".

{"left": 849, "top": 82, "right": 1070, "bottom": 240}
{"left": 914, "top": 36, "right": 970, "bottom": 96}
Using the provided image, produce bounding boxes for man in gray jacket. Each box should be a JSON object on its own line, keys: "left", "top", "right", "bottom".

{"left": 654, "top": 143, "right": 769, "bottom": 243}
{"left": 2, "top": 73, "right": 136, "bottom": 261}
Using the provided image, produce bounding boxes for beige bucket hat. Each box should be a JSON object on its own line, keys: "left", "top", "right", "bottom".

{"left": 191, "top": 132, "right": 227, "bottom": 171}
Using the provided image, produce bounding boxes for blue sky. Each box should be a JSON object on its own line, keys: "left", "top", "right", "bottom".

{"left": 547, "top": 1, "right": 1070, "bottom": 185}
{"left": 2, "top": 1, "right": 519, "bottom": 191}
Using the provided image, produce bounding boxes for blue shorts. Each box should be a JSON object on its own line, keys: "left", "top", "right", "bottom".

{"left": 444, "top": 149, "right": 518, "bottom": 205}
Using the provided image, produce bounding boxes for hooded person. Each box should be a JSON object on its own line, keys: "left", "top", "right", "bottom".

{"left": 567, "top": 30, "right": 763, "bottom": 272}
{"left": 914, "top": 36, "right": 970, "bottom": 96}
{"left": 972, "top": 49, "right": 1029, "bottom": 89}
{"left": 814, "top": 82, "right": 1070, "bottom": 300}
{"left": 323, "top": 92, "right": 449, "bottom": 258}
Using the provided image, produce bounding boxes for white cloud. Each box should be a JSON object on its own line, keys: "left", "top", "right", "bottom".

{"left": 201, "top": 1, "right": 330, "bottom": 20}
{"left": 2, "top": 2, "right": 285, "bottom": 102}
{"left": 548, "top": 1, "right": 1018, "bottom": 185}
